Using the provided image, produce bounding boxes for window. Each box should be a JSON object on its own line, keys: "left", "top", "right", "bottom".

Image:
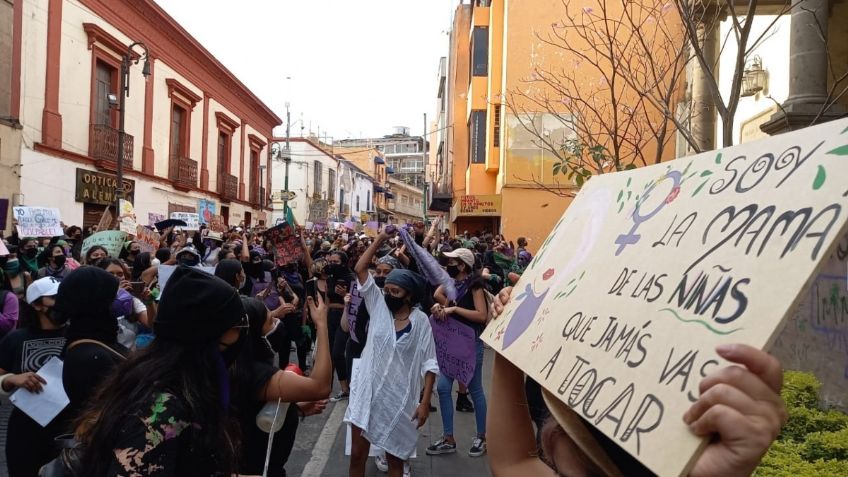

{"left": 249, "top": 149, "right": 259, "bottom": 203}
{"left": 340, "top": 188, "right": 345, "bottom": 214}
{"left": 384, "top": 144, "right": 395, "bottom": 154}
{"left": 93, "top": 61, "right": 117, "bottom": 127}
{"left": 401, "top": 157, "right": 425, "bottom": 173}
{"left": 217, "top": 132, "right": 231, "bottom": 175}
{"left": 356, "top": 195, "right": 360, "bottom": 212}
{"left": 367, "top": 191, "right": 372, "bottom": 211}
{"left": 388, "top": 158, "right": 402, "bottom": 170}
{"left": 328, "top": 169, "right": 336, "bottom": 202}
{"left": 313, "top": 160, "right": 323, "bottom": 195}
{"left": 170, "top": 105, "right": 188, "bottom": 158}
{"left": 494, "top": 104, "right": 501, "bottom": 148}
{"left": 470, "top": 110, "right": 487, "bottom": 164}
{"left": 402, "top": 195, "right": 409, "bottom": 205}
{"left": 471, "top": 27, "right": 489, "bottom": 77}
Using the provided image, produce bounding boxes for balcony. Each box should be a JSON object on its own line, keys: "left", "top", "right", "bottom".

{"left": 250, "top": 186, "right": 267, "bottom": 208}
{"left": 90, "top": 124, "right": 133, "bottom": 171}
{"left": 169, "top": 156, "right": 198, "bottom": 191}
{"left": 219, "top": 173, "right": 238, "bottom": 202}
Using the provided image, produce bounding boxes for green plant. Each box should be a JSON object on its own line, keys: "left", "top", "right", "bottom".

{"left": 754, "top": 371, "right": 848, "bottom": 476}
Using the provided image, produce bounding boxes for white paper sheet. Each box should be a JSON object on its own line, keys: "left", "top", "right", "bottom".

{"left": 10, "top": 356, "right": 69, "bottom": 427}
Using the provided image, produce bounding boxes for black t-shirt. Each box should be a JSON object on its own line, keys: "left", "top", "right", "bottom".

{"left": 453, "top": 277, "right": 486, "bottom": 336}
{"left": 0, "top": 327, "right": 66, "bottom": 374}
{"left": 62, "top": 341, "right": 127, "bottom": 425}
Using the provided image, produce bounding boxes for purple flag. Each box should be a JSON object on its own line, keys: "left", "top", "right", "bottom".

{"left": 398, "top": 228, "right": 456, "bottom": 301}
{"left": 429, "top": 315, "right": 476, "bottom": 386}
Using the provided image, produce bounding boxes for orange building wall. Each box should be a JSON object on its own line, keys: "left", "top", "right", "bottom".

{"left": 500, "top": 187, "right": 573, "bottom": 253}
{"left": 449, "top": 5, "right": 471, "bottom": 199}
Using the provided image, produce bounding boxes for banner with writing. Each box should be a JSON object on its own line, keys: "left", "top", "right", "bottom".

{"left": 430, "top": 316, "right": 477, "bottom": 386}
{"left": 347, "top": 280, "right": 364, "bottom": 343}
{"left": 135, "top": 226, "right": 160, "bottom": 254}
{"left": 13, "top": 207, "right": 63, "bottom": 237}
{"left": 481, "top": 118, "right": 848, "bottom": 476}
{"left": 82, "top": 231, "right": 128, "bottom": 258}
{"left": 170, "top": 212, "right": 200, "bottom": 231}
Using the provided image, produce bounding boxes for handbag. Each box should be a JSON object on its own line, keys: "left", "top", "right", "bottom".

{"left": 38, "top": 434, "right": 83, "bottom": 477}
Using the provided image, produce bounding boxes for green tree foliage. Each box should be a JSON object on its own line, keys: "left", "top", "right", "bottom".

{"left": 754, "top": 371, "right": 848, "bottom": 477}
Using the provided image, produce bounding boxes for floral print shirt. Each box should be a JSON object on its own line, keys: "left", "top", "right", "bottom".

{"left": 107, "top": 393, "right": 203, "bottom": 477}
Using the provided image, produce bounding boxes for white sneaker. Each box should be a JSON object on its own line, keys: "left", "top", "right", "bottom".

{"left": 375, "top": 452, "right": 388, "bottom": 472}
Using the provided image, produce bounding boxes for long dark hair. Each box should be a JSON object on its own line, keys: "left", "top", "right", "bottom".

{"left": 73, "top": 339, "right": 241, "bottom": 476}
{"left": 83, "top": 246, "right": 108, "bottom": 265}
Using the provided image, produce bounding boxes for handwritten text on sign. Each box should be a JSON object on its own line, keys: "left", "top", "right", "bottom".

{"left": 430, "top": 316, "right": 477, "bottom": 386}
{"left": 170, "top": 212, "right": 200, "bottom": 231}
{"left": 481, "top": 118, "right": 848, "bottom": 476}
{"left": 13, "top": 207, "right": 63, "bottom": 237}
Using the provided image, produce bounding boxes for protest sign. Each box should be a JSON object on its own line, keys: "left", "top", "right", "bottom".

{"left": 265, "top": 222, "right": 303, "bottom": 267}
{"left": 169, "top": 212, "right": 200, "bottom": 231}
{"left": 198, "top": 199, "right": 216, "bottom": 224}
{"left": 118, "top": 200, "right": 137, "bottom": 235}
{"left": 13, "top": 207, "right": 63, "bottom": 237}
{"left": 0, "top": 240, "right": 9, "bottom": 256}
{"left": 430, "top": 316, "right": 477, "bottom": 386}
{"left": 308, "top": 200, "right": 329, "bottom": 224}
{"left": 209, "top": 215, "right": 227, "bottom": 233}
{"left": 148, "top": 212, "right": 165, "bottom": 227}
{"left": 81, "top": 231, "right": 128, "bottom": 258}
{"left": 364, "top": 221, "right": 379, "bottom": 238}
{"left": 481, "top": 117, "right": 848, "bottom": 476}
{"left": 135, "top": 226, "right": 160, "bottom": 254}
{"left": 97, "top": 208, "right": 114, "bottom": 232}
{"left": 346, "top": 280, "right": 364, "bottom": 343}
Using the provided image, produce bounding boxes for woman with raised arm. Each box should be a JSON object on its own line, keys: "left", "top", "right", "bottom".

{"left": 346, "top": 227, "right": 439, "bottom": 477}
{"left": 487, "top": 287, "right": 787, "bottom": 477}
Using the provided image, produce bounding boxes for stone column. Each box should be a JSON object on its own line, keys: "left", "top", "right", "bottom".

{"left": 690, "top": 13, "right": 720, "bottom": 152}
{"left": 762, "top": 0, "right": 843, "bottom": 134}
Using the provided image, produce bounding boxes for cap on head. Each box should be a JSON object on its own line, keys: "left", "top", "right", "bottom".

{"left": 442, "top": 248, "right": 475, "bottom": 268}
{"left": 26, "top": 277, "right": 61, "bottom": 304}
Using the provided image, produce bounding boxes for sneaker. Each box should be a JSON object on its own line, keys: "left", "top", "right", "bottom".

{"left": 469, "top": 437, "right": 487, "bottom": 457}
{"left": 456, "top": 392, "right": 474, "bottom": 413}
{"left": 426, "top": 438, "right": 457, "bottom": 455}
{"left": 375, "top": 452, "right": 388, "bottom": 472}
{"left": 330, "top": 391, "right": 349, "bottom": 402}
{"left": 403, "top": 461, "right": 411, "bottom": 477}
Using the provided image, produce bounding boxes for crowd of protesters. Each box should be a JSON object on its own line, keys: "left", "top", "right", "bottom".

{"left": 0, "top": 216, "right": 787, "bottom": 477}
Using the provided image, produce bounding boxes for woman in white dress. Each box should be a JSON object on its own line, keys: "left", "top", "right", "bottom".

{"left": 346, "top": 228, "right": 439, "bottom": 477}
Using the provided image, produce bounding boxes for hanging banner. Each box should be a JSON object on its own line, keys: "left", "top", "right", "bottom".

{"left": 481, "top": 117, "right": 848, "bottom": 476}
{"left": 169, "top": 212, "right": 200, "bottom": 231}
{"left": 118, "top": 200, "right": 137, "bottom": 235}
{"left": 198, "top": 199, "right": 217, "bottom": 225}
{"left": 12, "top": 207, "right": 63, "bottom": 237}
{"left": 81, "top": 230, "right": 128, "bottom": 258}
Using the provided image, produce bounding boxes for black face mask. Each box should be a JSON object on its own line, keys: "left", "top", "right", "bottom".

{"left": 25, "top": 248, "right": 38, "bottom": 259}
{"left": 374, "top": 276, "right": 387, "bottom": 288}
{"left": 384, "top": 294, "right": 406, "bottom": 313}
{"left": 446, "top": 265, "right": 461, "bottom": 278}
{"left": 53, "top": 255, "right": 67, "bottom": 268}
{"left": 326, "top": 263, "right": 345, "bottom": 277}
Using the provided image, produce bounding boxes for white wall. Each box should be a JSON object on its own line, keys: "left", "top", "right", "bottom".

{"left": 719, "top": 15, "right": 791, "bottom": 144}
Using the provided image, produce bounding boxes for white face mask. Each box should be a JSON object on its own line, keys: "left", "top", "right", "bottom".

{"left": 151, "top": 258, "right": 161, "bottom": 267}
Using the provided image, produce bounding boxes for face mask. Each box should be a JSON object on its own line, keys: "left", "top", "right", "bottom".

{"left": 25, "top": 248, "right": 37, "bottom": 259}
{"left": 3, "top": 259, "right": 20, "bottom": 275}
{"left": 53, "top": 255, "right": 67, "bottom": 268}
{"left": 326, "top": 264, "right": 344, "bottom": 276}
{"left": 446, "top": 265, "right": 461, "bottom": 278}
{"left": 384, "top": 293, "right": 406, "bottom": 313}
{"left": 374, "top": 276, "right": 387, "bottom": 288}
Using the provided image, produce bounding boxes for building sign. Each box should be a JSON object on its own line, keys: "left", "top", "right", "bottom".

{"left": 455, "top": 194, "right": 501, "bottom": 217}
{"left": 481, "top": 117, "right": 848, "bottom": 476}
{"left": 75, "top": 169, "right": 135, "bottom": 206}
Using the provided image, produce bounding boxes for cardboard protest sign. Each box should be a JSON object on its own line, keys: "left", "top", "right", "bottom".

{"left": 135, "top": 226, "right": 160, "bottom": 254}
{"left": 82, "top": 231, "right": 128, "bottom": 259}
{"left": 169, "top": 212, "right": 200, "bottom": 231}
{"left": 430, "top": 316, "right": 477, "bottom": 386}
{"left": 265, "top": 222, "right": 303, "bottom": 267}
{"left": 118, "top": 200, "right": 137, "bottom": 235}
{"left": 308, "top": 200, "right": 330, "bottom": 224}
{"left": 364, "top": 221, "right": 379, "bottom": 238}
{"left": 481, "top": 118, "right": 848, "bottom": 476}
{"left": 148, "top": 212, "right": 165, "bottom": 227}
{"left": 209, "top": 215, "right": 227, "bottom": 233}
{"left": 13, "top": 207, "right": 63, "bottom": 237}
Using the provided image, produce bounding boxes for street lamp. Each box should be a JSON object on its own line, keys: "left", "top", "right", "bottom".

{"left": 115, "top": 41, "right": 151, "bottom": 218}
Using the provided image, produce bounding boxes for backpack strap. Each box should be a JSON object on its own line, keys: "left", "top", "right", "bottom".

{"left": 66, "top": 339, "right": 126, "bottom": 361}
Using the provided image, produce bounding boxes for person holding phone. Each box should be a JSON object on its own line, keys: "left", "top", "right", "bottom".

{"left": 346, "top": 228, "right": 438, "bottom": 477}
{"left": 325, "top": 251, "right": 354, "bottom": 402}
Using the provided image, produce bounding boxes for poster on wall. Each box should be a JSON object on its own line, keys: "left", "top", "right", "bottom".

{"left": 198, "top": 199, "right": 217, "bottom": 225}
{"left": 12, "top": 207, "right": 64, "bottom": 237}
{"left": 481, "top": 118, "right": 848, "bottom": 476}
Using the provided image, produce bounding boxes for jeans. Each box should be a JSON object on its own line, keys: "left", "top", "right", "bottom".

{"left": 437, "top": 338, "right": 487, "bottom": 437}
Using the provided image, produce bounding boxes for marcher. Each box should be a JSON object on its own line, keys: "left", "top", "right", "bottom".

{"left": 2, "top": 245, "right": 33, "bottom": 301}
{"left": 427, "top": 247, "right": 489, "bottom": 458}
{"left": 36, "top": 244, "right": 71, "bottom": 280}
{"left": 0, "top": 277, "right": 66, "bottom": 477}
{"left": 325, "top": 251, "right": 354, "bottom": 402}
{"left": 346, "top": 228, "right": 439, "bottom": 477}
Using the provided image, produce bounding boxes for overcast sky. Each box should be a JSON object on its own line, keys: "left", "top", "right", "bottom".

{"left": 155, "top": 0, "right": 455, "bottom": 141}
